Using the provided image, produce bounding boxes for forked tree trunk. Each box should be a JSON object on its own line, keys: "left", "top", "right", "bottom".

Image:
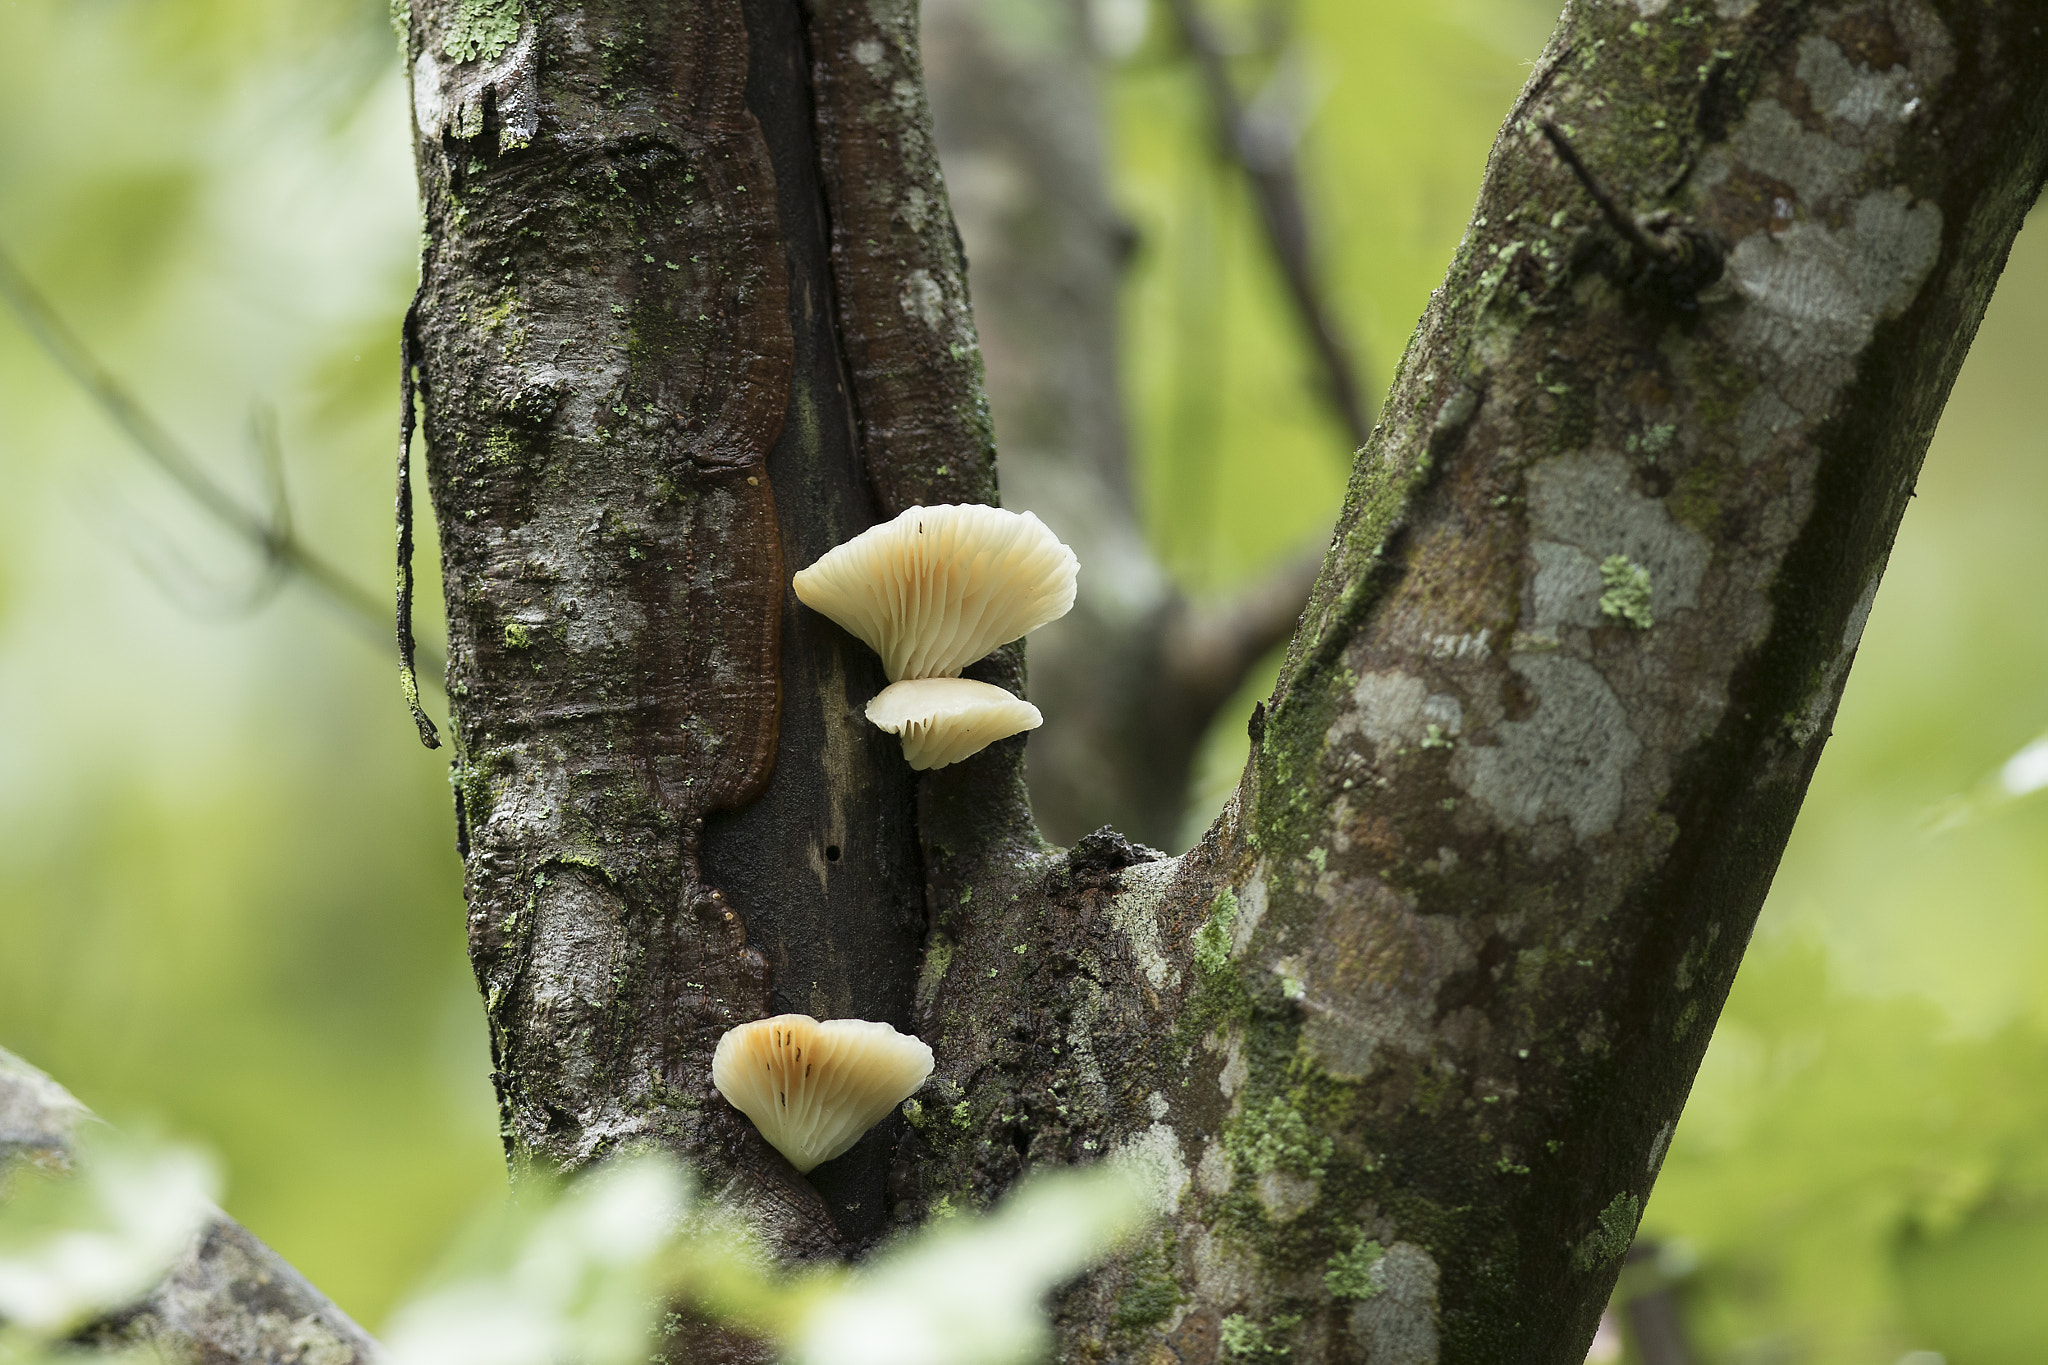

{"left": 401, "top": 0, "right": 2048, "bottom": 1360}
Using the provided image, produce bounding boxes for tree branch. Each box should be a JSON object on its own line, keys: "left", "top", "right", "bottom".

{"left": 905, "top": 1, "right": 2048, "bottom": 1359}
{"left": 1162, "top": 549, "right": 1321, "bottom": 726}
{"left": 0, "top": 1048, "right": 381, "bottom": 1364}
{"left": 1165, "top": 0, "right": 1372, "bottom": 453}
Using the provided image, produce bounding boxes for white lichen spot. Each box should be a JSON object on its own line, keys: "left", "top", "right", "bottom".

{"left": 411, "top": 50, "right": 447, "bottom": 136}
{"left": 1231, "top": 866, "right": 1269, "bottom": 956}
{"left": 1109, "top": 1123, "right": 1188, "bottom": 1217}
{"left": 1148, "top": 1090, "right": 1170, "bottom": 1121}
{"left": 1255, "top": 1168, "right": 1319, "bottom": 1223}
{"left": 1109, "top": 857, "right": 1183, "bottom": 990}
{"left": 1647, "top": 1119, "right": 1676, "bottom": 1176}
{"left": 851, "top": 36, "right": 885, "bottom": 66}
{"left": 1196, "top": 1138, "right": 1235, "bottom": 1196}
{"left": 1347, "top": 1242, "right": 1440, "bottom": 1365}
{"left": 1427, "top": 629, "right": 1491, "bottom": 660}
{"left": 898, "top": 183, "right": 931, "bottom": 234}
{"left": 899, "top": 269, "right": 946, "bottom": 329}
{"left": 1217, "top": 1032, "right": 1249, "bottom": 1101}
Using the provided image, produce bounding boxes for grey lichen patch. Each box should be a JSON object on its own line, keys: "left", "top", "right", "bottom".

{"left": 1454, "top": 655, "right": 1640, "bottom": 840}
{"left": 1112, "top": 856, "right": 1185, "bottom": 989}
{"left": 1572, "top": 1192, "right": 1642, "bottom": 1273}
{"left": 1524, "top": 450, "right": 1709, "bottom": 633}
{"left": 1324, "top": 1233, "right": 1387, "bottom": 1300}
{"left": 1347, "top": 1242, "right": 1439, "bottom": 1364}
{"left": 1253, "top": 1168, "right": 1319, "bottom": 1224}
{"left": 1328, "top": 669, "right": 1429, "bottom": 758}
{"left": 1598, "top": 555, "right": 1654, "bottom": 629}
{"left": 1723, "top": 187, "right": 1942, "bottom": 405}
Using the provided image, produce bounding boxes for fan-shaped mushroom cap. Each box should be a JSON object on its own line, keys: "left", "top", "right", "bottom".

{"left": 791, "top": 504, "right": 1079, "bottom": 681}
{"left": 711, "top": 1014, "right": 934, "bottom": 1174}
{"left": 866, "top": 678, "right": 1043, "bottom": 771}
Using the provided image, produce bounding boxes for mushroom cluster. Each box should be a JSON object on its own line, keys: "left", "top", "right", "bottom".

{"left": 713, "top": 507, "right": 1071, "bottom": 1178}
{"left": 793, "top": 503, "right": 1078, "bottom": 769}
{"left": 712, "top": 1014, "right": 934, "bottom": 1174}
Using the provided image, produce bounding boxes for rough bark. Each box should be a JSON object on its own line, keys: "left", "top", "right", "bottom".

{"left": 0, "top": 1048, "right": 381, "bottom": 1365}
{"left": 922, "top": 0, "right": 1319, "bottom": 849}
{"left": 403, "top": 0, "right": 2048, "bottom": 1362}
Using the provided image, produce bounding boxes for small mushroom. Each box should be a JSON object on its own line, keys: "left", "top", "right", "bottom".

{"left": 711, "top": 1014, "right": 934, "bottom": 1174}
{"left": 866, "top": 677, "right": 1044, "bottom": 771}
{"left": 791, "top": 504, "right": 1079, "bottom": 681}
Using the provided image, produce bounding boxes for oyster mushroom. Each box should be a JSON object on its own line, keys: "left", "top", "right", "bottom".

{"left": 865, "top": 677, "right": 1044, "bottom": 771}
{"left": 711, "top": 1014, "right": 934, "bottom": 1174}
{"left": 791, "top": 503, "right": 1078, "bottom": 682}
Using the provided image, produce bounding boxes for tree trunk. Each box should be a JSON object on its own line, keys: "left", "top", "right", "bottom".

{"left": 402, "top": 0, "right": 2048, "bottom": 1361}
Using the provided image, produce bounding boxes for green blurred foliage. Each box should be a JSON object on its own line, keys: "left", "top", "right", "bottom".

{"left": 0, "top": 0, "right": 2042, "bottom": 1356}
{"left": 0, "top": 0, "right": 499, "bottom": 1330}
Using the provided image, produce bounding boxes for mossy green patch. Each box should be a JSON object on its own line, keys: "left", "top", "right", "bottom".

{"left": 1323, "top": 1233, "right": 1387, "bottom": 1300}
{"left": 1193, "top": 887, "right": 1240, "bottom": 972}
{"left": 1111, "top": 1232, "right": 1182, "bottom": 1333}
{"left": 1598, "top": 555, "right": 1654, "bottom": 629}
{"left": 1228, "top": 1095, "right": 1333, "bottom": 1181}
{"left": 1221, "top": 1312, "right": 1300, "bottom": 1359}
{"left": 1573, "top": 1191, "right": 1641, "bottom": 1273}
{"left": 442, "top": 0, "right": 522, "bottom": 63}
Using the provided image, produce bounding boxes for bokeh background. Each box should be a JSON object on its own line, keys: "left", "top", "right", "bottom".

{"left": 0, "top": 0, "right": 2041, "bottom": 1359}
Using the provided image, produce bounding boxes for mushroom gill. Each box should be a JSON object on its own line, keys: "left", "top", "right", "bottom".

{"left": 865, "top": 678, "right": 1043, "bottom": 771}
{"left": 711, "top": 1014, "right": 935, "bottom": 1174}
{"left": 790, "top": 504, "right": 1078, "bottom": 681}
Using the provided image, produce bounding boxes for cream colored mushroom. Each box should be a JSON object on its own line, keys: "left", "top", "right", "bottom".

{"left": 791, "top": 504, "right": 1078, "bottom": 681}
{"left": 711, "top": 1014, "right": 934, "bottom": 1174}
{"left": 865, "top": 678, "right": 1043, "bottom": 771}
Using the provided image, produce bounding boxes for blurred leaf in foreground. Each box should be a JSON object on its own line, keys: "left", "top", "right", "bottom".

{"left": 0, "top": 1127, "right": 216, "bottom": 1341}
{"left": 382, "top": 1150, "right": 1148, "bottom": 1365}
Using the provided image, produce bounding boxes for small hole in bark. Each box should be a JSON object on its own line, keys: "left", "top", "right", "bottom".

{"left": 825, "top": 845, "right": 841, "bottom": 862}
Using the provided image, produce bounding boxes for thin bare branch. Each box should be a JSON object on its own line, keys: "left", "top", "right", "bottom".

{"left": 1162, "top": 546, "right": 1320, "bottom": 723}
{"left": 1165, "top": 0, "right": 1372, "bottom": 452}
{"left": 0, "top": 241, "right": 447, "bottom": 684}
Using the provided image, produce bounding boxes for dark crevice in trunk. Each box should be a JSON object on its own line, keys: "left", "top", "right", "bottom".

{"left": 703, "top": 0, "right": 927, "bottom": 1249}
